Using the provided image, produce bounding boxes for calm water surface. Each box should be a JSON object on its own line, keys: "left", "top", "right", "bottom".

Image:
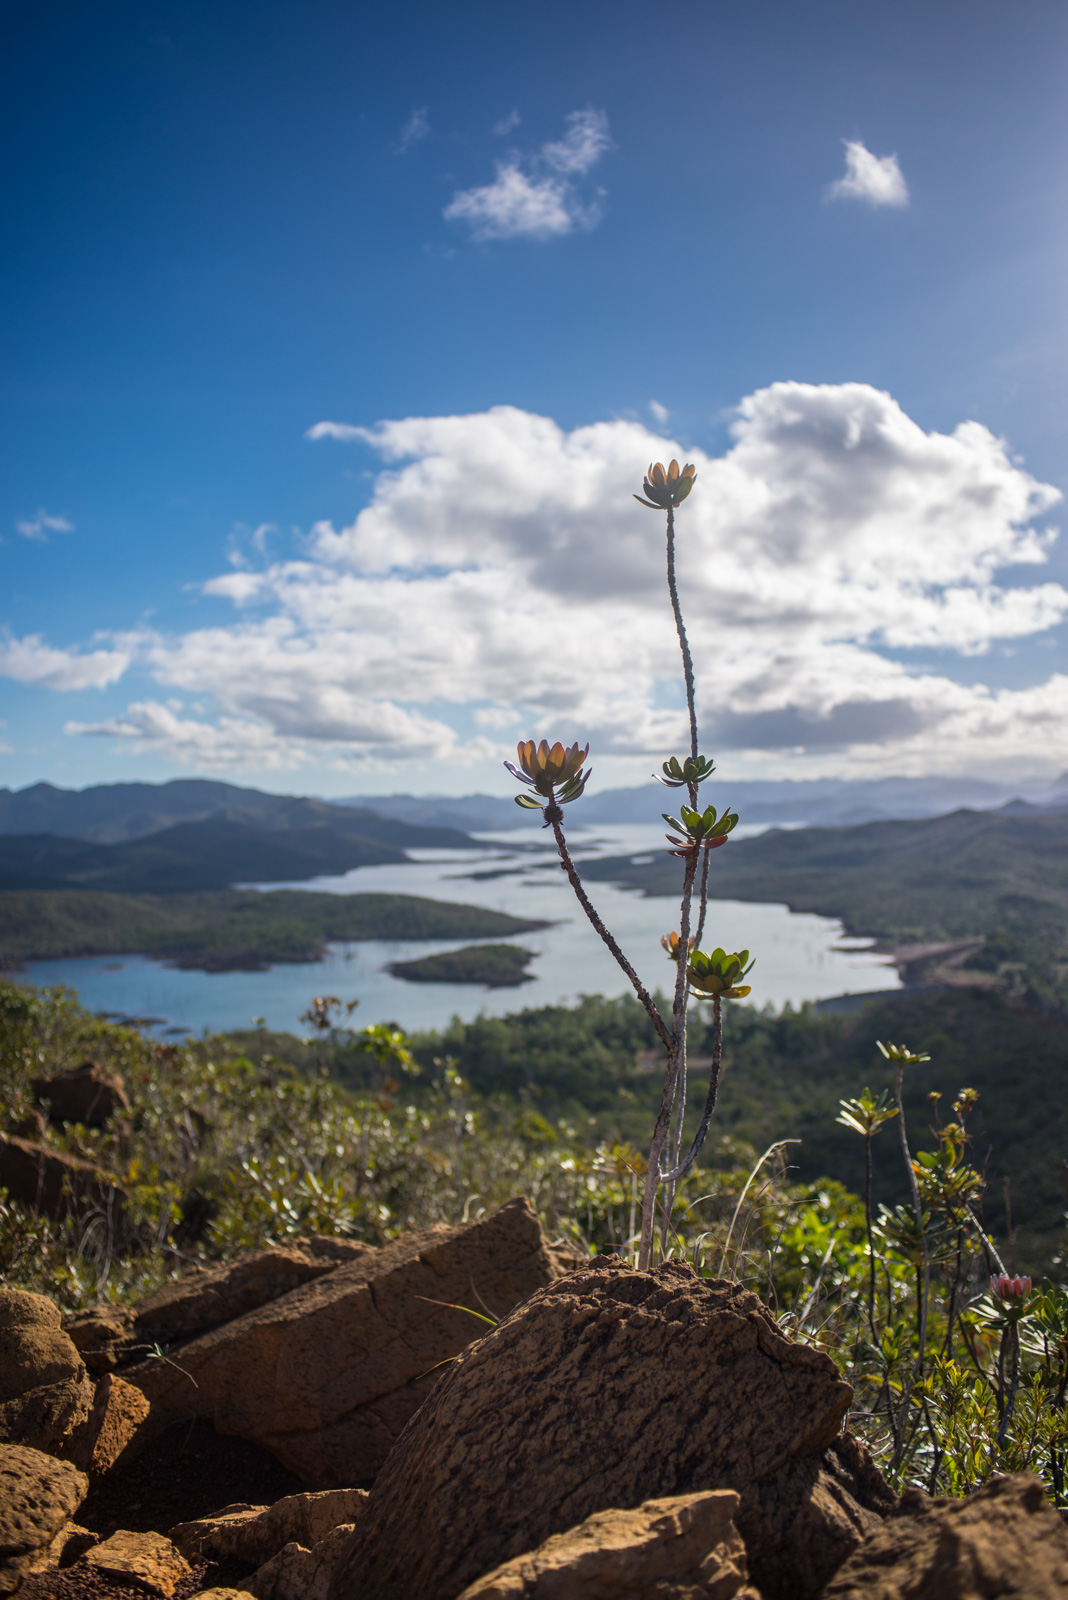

{"left": 18, "top": 823, "right": 898, "bottom": 1036}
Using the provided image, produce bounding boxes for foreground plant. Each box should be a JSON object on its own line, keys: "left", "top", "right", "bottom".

{"left": 505, "top": 460, "right": 754, "bottom": 1266}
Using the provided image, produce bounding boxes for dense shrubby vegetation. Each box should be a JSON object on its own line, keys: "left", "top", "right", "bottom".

{"left": 3, "top": 976, "right": 1068, "bottom": 1501}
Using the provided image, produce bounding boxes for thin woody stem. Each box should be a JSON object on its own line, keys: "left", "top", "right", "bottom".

{"left": 639, "top": 847, "right": 699, "bottom": 1269}
{"left": 666, "top": 502, "right": 699, "bottom": 762}
{"left": 550, "top": 817, "right": 670, "bottom": 1049}
{"left": 662, "top": 992, "right": 723, "bottom": 1183}
{"left": 694, "top": 845, "right": 712, "bottom": 949}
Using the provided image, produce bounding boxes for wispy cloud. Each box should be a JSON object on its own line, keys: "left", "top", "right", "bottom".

{"left": 827, "top": 140, "right": 909, "bottom": 207}
{"left": 493, "top": 109, "right": 520, "bottom": 137}
{"left": 648, "top": 400, "right": 669, "bottom": 426}
{"left": 15, "top": 508, "right": 75, "bottom": 541}
{"left": 396, "top": 107, "right": 430, "bottom": 153}
{"left": 445, "top": 108, "right": 611, "bottom": 242}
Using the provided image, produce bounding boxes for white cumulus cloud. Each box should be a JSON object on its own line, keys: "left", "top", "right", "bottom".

{"left": 45, "top": 383, "right": 1068, "bottom": 781}
{"left": 444, "top": 108, "right": 611, "bottom": 241}
{"left": 0, "top": 632, "right": 130, "bottom": 690}
{"left": 828, "top": 140, "right": 909, "bottom": 207}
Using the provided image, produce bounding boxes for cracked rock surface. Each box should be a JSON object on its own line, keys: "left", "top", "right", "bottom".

{"left": 820, "top": 1472, "right": 1068, "bottom": 1599}
{"left": 328, "top": 1261, "right": 858, "bottom": 1600}
{"left": 123, "top": 1198, "right": 578, "bottom": 1486}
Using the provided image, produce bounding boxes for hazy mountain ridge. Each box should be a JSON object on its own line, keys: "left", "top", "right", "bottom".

{"left": 340, "top": 772, "right": 1068, "bottom": 832}
{"left": 0, "top": 788, "right": 481, "bottom": 894}
{"left": 3, "top": 772, "right": 1066, "bottom": 849}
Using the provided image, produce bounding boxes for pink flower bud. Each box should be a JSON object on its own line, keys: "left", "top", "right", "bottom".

{"left": 991, "top": 1274, "right": 1032, "bottom": 1301}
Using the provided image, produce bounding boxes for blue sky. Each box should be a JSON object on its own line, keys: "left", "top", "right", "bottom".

{"left": 3, "top": 0, "right": 1067, "bottom": 795}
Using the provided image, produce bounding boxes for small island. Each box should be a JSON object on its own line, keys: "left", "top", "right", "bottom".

{"left": 387, "top": 942, "right": 537, "bottom": 988}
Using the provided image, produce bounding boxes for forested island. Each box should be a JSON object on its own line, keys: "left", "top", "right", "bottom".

{"left": 0, "top": 889, "right": 548, "bottom": 972}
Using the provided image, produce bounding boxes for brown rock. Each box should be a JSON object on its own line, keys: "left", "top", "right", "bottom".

{"left": 0, "top": 1290, "right": 94, "bottom": 1453}
{"left": 169, "top": 1489, "right": 368, "bottom": 1567}
{"left": 79, "top": 1530, "right": 190, "bottom": 1596}
{"left": 0, "top": 1135, "right": 129, "bottom": 1227}
{"left": 245, "top": 1524, "right": 356, "bottom": 1600}
{"left": 45, "top": 1523, "right": 97, "bottom": 1569}
{"left": 69, "top": 1374, "right": 162, "bottom": 1477}
{"left": 132, "top": 1237, "right": 377, "bottom": 1344}
{"left": 328, "top": 1261, "right": 854, "bottom": 1600}
{"left": 736, "top": 1433, "right": 897, "bottom": 1600}
{"left": 33, "top": 1062, "right": 130, "bottom": 1128}
{"left": 455, "top": 1490, "right": 758, "bottom": 1599}
{"left": 125, "top": 1198, "right": 574, "bottom": 1486}
{"left": 63, "top": 1306, "right": 135, "bottom": 1377}
{"left": 820, "top": 1472, "right": 1068, "bottom": 1599}
{"left": 0, "top": 1443, "right": 88, "bottom": 1597}
{"left": 189, "top": 1591, "right": 252, "bottom": 1599}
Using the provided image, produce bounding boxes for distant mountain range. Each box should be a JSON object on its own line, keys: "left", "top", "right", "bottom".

{"left": 339, "top": 772, "right": 1068, "bottom": 832}
{"left": 0, "top": 780, "right": 480, "bottom": 847}
{"left": 0, "top": 782, "right": 479, "bottom": 894}
{"left": 1, "top": 772, "right": 1066, "bottom": 896}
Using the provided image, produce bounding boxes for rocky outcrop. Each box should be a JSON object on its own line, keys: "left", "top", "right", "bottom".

{"left": 69, "top": 1373, "right": 162, "bottom": 1478}
{"left": 0, "top": 1444, "right": 88, "bottom": 1596}
{"left": 125, "top": 1199, "right": 577, "bottom": 1486}
{"left": 78, "top": 1530, "right": 191, "bottom": 1597}
{"left": 33, "top": 1061, "right": 130, "bottom": 1127}
{"left": 0, "top": 1135, "right": 129, "bottom": 1227}
{"left": 132, "top": 1237, "right": 376, "bottom": 1345}
{"left": 63, "top": 1305, "right": 136, "bottom": 1377}
{"left": 64, "top": 1239, "right": 378, "bottom": 1374}
{"left": 454, "top": 1490, "right": 758, "bottom": 1599}
{"left": 737, "top": 1433, "right": 897, "bottom": 1600}
{"left": 244, "top": 1524, "right": 356, "bottom": 1600}
{"left": 327, "top": 1261, "right": 868, "bottom": 1600}
{"left": 0, "top": 1290, "right": 94, "bottom": 1454}
{"left": 820, "top": 1472, "right": 1068, "bottom": 1599}
{"left": 170, "top": 1489, "right": 368, "bottom": 1567}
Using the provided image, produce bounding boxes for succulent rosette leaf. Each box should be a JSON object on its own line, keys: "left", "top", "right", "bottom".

{"left": 662, "top": 801, "right": 738, "bottom": 858}
{"left": 505, "top": 739, "right": 592, "bottom": 812}
{"left": 634, "top": 459, "right": 697, "bottom": 510}
{"left": 686, "top": 946, "right": 754, "bottom": 1000}
{"left": 655, "top": 753, "right": 717, "bottom": 789}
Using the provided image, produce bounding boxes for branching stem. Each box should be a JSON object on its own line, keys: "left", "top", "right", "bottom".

{"left": 665, "top": 502, "right": 699, "bottom": 762}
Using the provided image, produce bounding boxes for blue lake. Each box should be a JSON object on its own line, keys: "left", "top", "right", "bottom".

{"left": 17, "top": 823, "right": 899, "bottom": 1037}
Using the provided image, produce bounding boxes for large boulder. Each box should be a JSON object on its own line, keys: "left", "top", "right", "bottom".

{"left": 0, "top": 1135, "right": 129, "bottom": 1227}
{"left": 0, "top": 1444, "right": 87, "bottom": 1596}
{"left": 821, "top": 1472, "right": 1068, "bottom": 1598}
{"left": 737, "top": 1433, "right": 897, "bottom": 1599}
{"left": 455, "top": 1490, "right": 758, "bottom": 1599}
{"left": 327, "top": 1261, "right": 881, "bottom": 1600}
{"left": 125, "top": 1199, "right": 579, "bottom": 1486}
{"left": 33, "top": 1061, "right": 130, "bottom": 1127}
{"left": 133, "top": 1236, "right": 376, "bottom": 1344}
{"left": 0, "top": 1290, "right": 94, "bottom": 1453}
{"left": 64, "top": 1238, "right": 376, "bottom": 1373}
